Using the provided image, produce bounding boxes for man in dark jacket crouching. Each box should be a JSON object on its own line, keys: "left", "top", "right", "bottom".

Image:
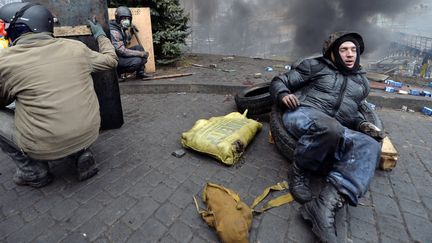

{"left": 270, "top": 32, "right": 385, "bottom": 242}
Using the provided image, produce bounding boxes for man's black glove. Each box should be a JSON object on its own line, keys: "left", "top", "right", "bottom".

{"left": 87, "top": 20, "right": 106, "bottom": 39}
{"left": 359, "top": 121, "right": 386, "bottom": 142}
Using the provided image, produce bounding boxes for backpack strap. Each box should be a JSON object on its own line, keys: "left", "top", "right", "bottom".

{"left": 250, "top": 181, "right": 294, "bottom": 213}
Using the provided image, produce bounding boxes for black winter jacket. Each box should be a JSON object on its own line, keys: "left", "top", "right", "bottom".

{"left": 270, "top": 57, "right": 369, "bottom": 130}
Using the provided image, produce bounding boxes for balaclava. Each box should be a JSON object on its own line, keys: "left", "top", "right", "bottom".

{"left": 327, "top": 35, "right": 361, "bottom": 74}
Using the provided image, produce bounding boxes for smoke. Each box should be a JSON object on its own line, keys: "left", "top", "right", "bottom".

{"left": 183, "top": 0, "right": 426, "bottom": 59}
{"left": 287, "top": 0, "right": 422, "bottom": 57}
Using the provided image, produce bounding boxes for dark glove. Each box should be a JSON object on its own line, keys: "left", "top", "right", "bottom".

{"left": 131, "top": 25, "right": 139, "bottom": 34}
{"left": 87, "top": 20, "right": 106, "bottom": 39}
{"left": 142, "top": 51, "right": 149, "bottom": 59}
{"left": 359, "top": 122, "right": 386, "bottom": 141}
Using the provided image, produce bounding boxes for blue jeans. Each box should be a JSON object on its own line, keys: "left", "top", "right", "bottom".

{"left": 283, "top": 106, "right": 380, "bottom": 205}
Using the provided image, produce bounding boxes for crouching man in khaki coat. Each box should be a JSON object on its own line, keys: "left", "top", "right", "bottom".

{"left": 0, "top": 2, "right": 118, "bottom": 187}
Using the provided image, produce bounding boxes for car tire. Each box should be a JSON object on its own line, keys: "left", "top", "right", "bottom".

{"left": 235, "top": 83, "right": 273, "bottom": 116}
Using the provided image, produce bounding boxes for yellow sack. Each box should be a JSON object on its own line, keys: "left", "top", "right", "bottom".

{"left": 194, "top": 182, "right": 293, "bottom": 243}
{"left": 181, "top": 111, "right": 262, "bottom": 165}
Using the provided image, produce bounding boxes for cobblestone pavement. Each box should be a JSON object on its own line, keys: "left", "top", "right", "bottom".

{"left": 1, "top": 93, "right": 432, "bottom": 243}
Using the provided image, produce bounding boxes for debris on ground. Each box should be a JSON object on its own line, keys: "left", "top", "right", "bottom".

{"left": 265, "top": 67, "right": 273, "bottom": 72}
{"left": 242, "top": 80, "right": 254, "bottom": 86}
{"left": 209, "top": 64, "right": 218, "bottom": 68}
{"left": 409, "top": 89, "right": 420, "bottom": 96}
{"left": 142, "top": 73, "right": 193, "bottom": 81}
{"left": 222, "top": 69, "right": 236, "bottom": 73}
{"left": 223, "top": 94, "right": 233, "bottom": 102}
{"left": 401, "top": 105, "right": 408, "bottom": 112}
{"left": 253, "top": 73, "right": 262, "bottom": 79}
{"left": 172, "top": 149, "right": 186, "bottom": 158}
{"left": 380, "top": 137, "right": 399, "bottom": 171}
{"left": 221, "top": 56, "right": 235, "bottom": 61}
{"left": 421, "top": 106, "right": 432, "bottom": 116}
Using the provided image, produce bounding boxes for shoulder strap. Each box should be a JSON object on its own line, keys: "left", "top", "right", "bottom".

{"left": 250, "top": 181, "right": 294, "bottom": 213}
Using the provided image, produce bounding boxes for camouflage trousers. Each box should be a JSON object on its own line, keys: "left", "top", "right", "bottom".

{"left": 0, "top": 108, "right": 50, "bottom": 181}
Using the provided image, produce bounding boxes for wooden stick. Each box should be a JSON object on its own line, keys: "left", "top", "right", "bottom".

{"left": 141, "top": 73, "right": 193, "bottom": 81}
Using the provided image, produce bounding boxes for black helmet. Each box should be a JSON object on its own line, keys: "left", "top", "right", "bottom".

{"left": 115, "top": 6, "right": 132, "bottom": 24}
{"left": 0, "top": 2, "right": 54, "bottom": 35}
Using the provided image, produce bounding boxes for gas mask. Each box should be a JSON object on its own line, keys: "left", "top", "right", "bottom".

{"left": 120, "top": 19, "right": 131, "bottom": 29}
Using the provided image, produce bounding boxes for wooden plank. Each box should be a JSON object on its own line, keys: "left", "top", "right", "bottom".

{"left": 141, "top": 73, "right": 193, "bottom": 81}
{"left": 380, "top": 155, "right": 398, "bottom": 171}
{"left": 108, "top": 8, "right": 156, "bottom": 73}
{"left": 53, "top": 25, "right": 91, "bottom": 37}
{"left": 381, "top": 137, "right": 398, "bottom": 156}
{"left": 379, "top": 137, "right": 398, "bottom": 171}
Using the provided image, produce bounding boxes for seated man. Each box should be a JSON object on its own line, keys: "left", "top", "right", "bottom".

{"left": 270, "top": 32, "right": 385, "bottom": 242}
{"left": 109, "top": 6, "right": 149, "bottom": 80}
{"left": 0, "top": 2, "right": 118, "bottom": 187}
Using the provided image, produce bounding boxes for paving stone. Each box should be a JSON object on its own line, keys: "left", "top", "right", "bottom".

{"left": 168, "top": 221, "right": 193, "bottom": 242}
{"left": 155, "top": 202, "right": 183, "bottom": 227}
{"left": 347, "top": 205, "right": 376, "bottom": 224}
{"left": 379, "top": 235, "right": 407, "bottom": 243}
{"left": 150, "top": 183, "right": 175, "bottom": 203}
{"left": 63, "top": 199, "right": 104, "bottom": 230}
{"left": 104, "top": 176, "right": 134, "bottom": 197}
{"left": 169, "top": 183, "right": 196, "bottom": 209}
{"left": 2, "top": 189, "right": 43, "bottom": 216}
{"left": 124, "top": 164, "right": 152, "bottom": 185}
{"left": 403, "top": 213, "right": 432, "bottom": 243}
{"left": 391, "top": 180, "right": 421, "bottom": 202}
{"left": 93, "top": 191, "right": 114, "bottom": 207}
{"left": 6, "top": 215, "right": 55, "bottom": 243}
{"left": 77, "top": 216, "right": 107, "bottom": 241}
{"left": 60, "top": 232, "right": 91, "bottom": 243}
{"left": 287, "top": 210, "right": 316, "bottom": 243}
{"left": 0, "top": 214, "right": 24, "bottom": 239}
{"left": 142, "top": 169, "right": 165, "bottom": 187}
{"left": 126, "top": 179, "right": 153, "bottom": 199}
{"left": 369, "top": 180, "right": 394, "bottom": 196}
{"left": 256, "top": 213, "right": 289, "bottom": 243}
{"left": 159, "top": 234, "right": 177, "bottom": 243}
{"left": 97, "top": 195, "right": 137, "bottom": 226}
{"left": 398, "top": 198, "right": 428, "bottom": 218}
{"left": 190, "top": 236, "right": 209, "bottom": 243}
{"left": 349, "top": 217, "right": 378, "bottom": 243}
{"left": 166, "top": 162, "right": 197, "bottom": 183}
{"left": 34, "top": 225, "right": 68, "bottom": 243}
{"left": 74, "top": 181, "right": 103, "bottom": 203}
{"left": 371, "top": 193, "right": 403, "bottom": 222}
{"left": 376, "top": 215, "right": 410, "bottom": 242}
{"left": 126, "top": 217, "right": 167, "bottom": 242}
{"left": 49, "top": 197, "right": 80, "bottom": 221}
{"left": 21, "top": 205, "right": 40, "bottom": 222}
{"left": 121, "top": 197, "right": 160, "bottom": 230}
{"left": 104, "top": 221, "right": 132, "bottom": 243}
{"left": 33, "top": 193, "right": 64, "bottom": 213}
{"left": 179, "top": 204, "right": 204, "bottom": 229}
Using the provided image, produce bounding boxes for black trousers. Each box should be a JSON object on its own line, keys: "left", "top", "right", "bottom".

{"left": 117, "top": 45, "right": 148, "bottom": 75}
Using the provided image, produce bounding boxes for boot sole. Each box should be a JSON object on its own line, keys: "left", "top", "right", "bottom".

{"left": 300, "top": 205, "right": 336, "bottom": 243}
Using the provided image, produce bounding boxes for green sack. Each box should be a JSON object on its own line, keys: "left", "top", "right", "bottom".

{"left": 181, "top": 111, "right": 262, "bottom": 165}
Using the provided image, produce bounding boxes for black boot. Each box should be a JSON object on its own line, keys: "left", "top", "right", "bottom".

{"left": 300, "top": 183, "right": 345, "bottom": 243}
{"left": 288, "top": 162, "right": 313, "bottom": 204}
{"left": 76, "top": 149, "right": 98, "bottom": 181}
